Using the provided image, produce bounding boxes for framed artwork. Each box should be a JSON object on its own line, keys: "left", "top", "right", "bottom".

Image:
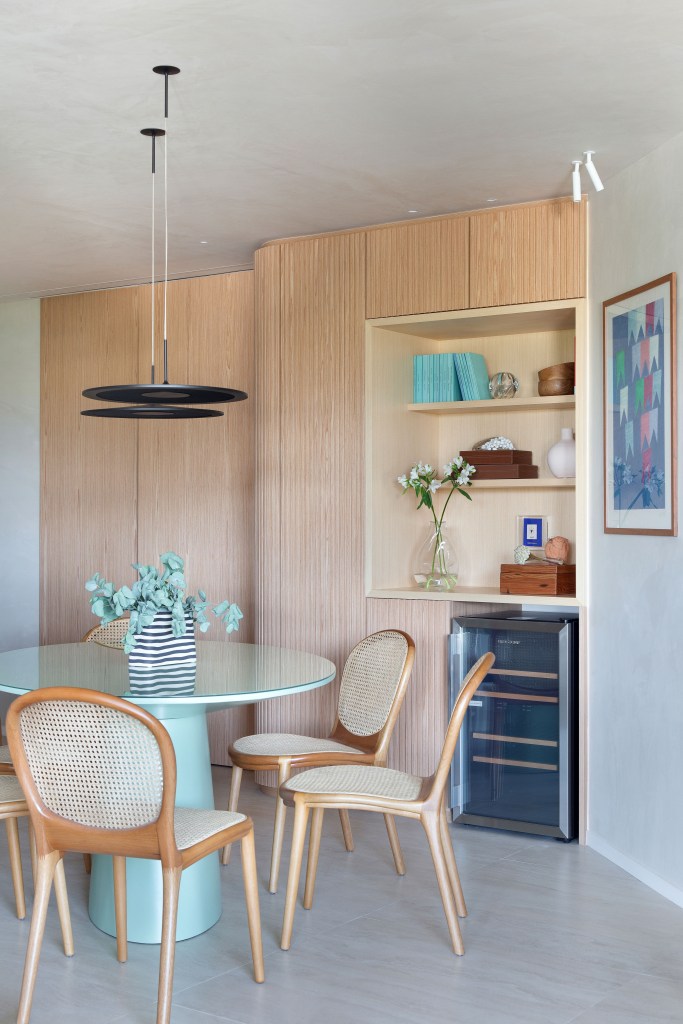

{"left": 517, "top": 515, "right": 547, "bottom": 549}
{"left": 603, "top": 273, "right": 677, "bottom": 535}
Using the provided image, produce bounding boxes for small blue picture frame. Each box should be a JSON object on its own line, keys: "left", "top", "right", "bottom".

{"left": 521, "top": 516, "right": 545, "bottom": 548}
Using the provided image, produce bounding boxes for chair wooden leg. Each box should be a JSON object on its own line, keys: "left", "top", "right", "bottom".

{"left": 83, "top": 853, "right": 92, "bottom": 874}
{"left": 240, "top": 828, "right": 265, "bottom": 982}
{"left": 6, "top": 817, "right": 26, "bottom": 919}
{"left": 303, "top": 807, "right": 324, "bottom": 910}
{"left": 338, "top": 809, "right": 354, "bottom": 851}
{"left": 440, "top": 800, "right": 466, "bottom": 918}
{"left": 28, "top": 823, "right": 36, "bottom": 885}
{"left": 281, "top": 800, "right": 309, "bottom": 950}
{"left": 53, "top": 857, "right": 74, "bottom": 956}
{"left": 222, "top": 765, "right": 243, "bottom": 865}
{"left": 17, "top": 851, "right": 59, "bottom": 1024}
{"left": 113, "top": 855, "right": 128, "bottom": 963}
{"left": 422, "top": 812, "right": 464, "bottom": 956}
{"left": 156, "top": 866, "right": 182, "bottom": 1024}
{"left": 269, "top": 760, "right": 291, "bottom": 894}
{"left": 384, "top": 814, "right": 406, "bottom": 876}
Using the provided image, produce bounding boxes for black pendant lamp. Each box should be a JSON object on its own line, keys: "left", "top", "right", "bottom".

{"left": 82, "top": 66, "right": 247, "bottom": 419}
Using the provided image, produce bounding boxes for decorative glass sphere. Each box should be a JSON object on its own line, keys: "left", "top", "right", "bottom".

{"left": 489, "top": 371, "right": 519, "bottom": 399}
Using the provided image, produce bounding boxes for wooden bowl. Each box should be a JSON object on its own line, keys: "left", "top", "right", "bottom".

{"left": 538, "top": 361, "right": 574, "bottom": 381}
{"left": 538, "top": 378, "right": 574, "bottom": 397}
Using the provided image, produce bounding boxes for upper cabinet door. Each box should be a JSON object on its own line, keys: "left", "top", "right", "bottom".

{"left": 469, "top": 198, "right": 586, "bottom": 308}
{"left": 366, "top": 216, "right": 469, "bottom": 318}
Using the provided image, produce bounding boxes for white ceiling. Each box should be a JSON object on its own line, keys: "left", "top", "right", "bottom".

{"left": 3, "top": 0, "right": 683, "bottom": 300}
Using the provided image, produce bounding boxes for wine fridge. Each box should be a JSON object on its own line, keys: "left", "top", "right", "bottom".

{"left": 449, "top": 614, "right": 578, "bottom": 840}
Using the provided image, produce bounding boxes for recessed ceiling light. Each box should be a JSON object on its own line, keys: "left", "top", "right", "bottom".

{"left": 486, "top": 198, "right": 498, "bottom": 203}
{"left": 200, "top": 240, "right": 208, "bottom": 244}
{"left": 408, "top": 209, "right": 418, "bottom": 214}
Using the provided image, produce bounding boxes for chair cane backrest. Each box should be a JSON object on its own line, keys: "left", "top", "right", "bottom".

{"left": 335, "top": 630, "right": 414, "bottom": 742}
{"left": 429, "top": 652, "right": 495, "bottom": 803}
{"left": 7, "top": 688, "right": 178, "bottom": 860}
{"left": 82, "top": 618, "right": 129, "bottom": 648}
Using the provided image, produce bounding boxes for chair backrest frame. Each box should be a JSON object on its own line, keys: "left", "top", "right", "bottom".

{"left": 328, "top": 629, "right": 415, "bottom": 761}
{"left": 426, "top": 652, "right": 494, "bottom": 806}
{"left": 82, "top": 618, "right": 129, "bottom": 648}
{"left": 7, "top": 687, "right": 181, "bottom": 866}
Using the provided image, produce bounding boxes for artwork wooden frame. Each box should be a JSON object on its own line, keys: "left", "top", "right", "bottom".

{"left": 603, "top": 273, "right": 677, "bottom": 535}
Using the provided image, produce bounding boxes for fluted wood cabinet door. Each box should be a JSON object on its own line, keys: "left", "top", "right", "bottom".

{"left": 469, "top": 198, "right": 586, "bottom": 307}
{"left": 136, "top": 273, "right": 255, "bottom": 763}
{"left": 366, "top": 217, "right": 469, "bottom": 318}
{"left": 41, "top": 289, "right": 140, "bottom": 644}
{"left": 41, "top": 273, "right": 256, "bottom": 765}
{"left": 255, "top": 234, "right": 367, "bottom": 744}
{"left": 254, "top": 245, "right": 283, "bottom": 648}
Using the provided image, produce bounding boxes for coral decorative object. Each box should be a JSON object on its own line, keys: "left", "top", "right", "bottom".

{"left": 545, "top": 536, "right": 570, "bottom": 562}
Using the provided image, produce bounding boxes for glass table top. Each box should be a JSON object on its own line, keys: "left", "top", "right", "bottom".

{"left": 0, "top": 641, "right": 336, "bottom": 709}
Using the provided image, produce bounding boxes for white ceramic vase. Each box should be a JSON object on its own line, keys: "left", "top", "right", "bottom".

{"left": 547, "top": 427, "right": 576, "bottom": 479}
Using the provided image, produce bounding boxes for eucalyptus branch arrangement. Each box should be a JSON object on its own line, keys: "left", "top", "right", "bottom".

{"left": 85, "top": 551, "right": 243, "bottom": 654}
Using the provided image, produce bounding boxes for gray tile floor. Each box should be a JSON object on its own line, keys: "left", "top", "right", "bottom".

{"left": 2, "top": 768, "right": 683, "bottom": 1023}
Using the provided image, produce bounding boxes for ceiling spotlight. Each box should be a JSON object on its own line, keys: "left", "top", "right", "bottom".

{"left": 572, "top": 161, "right": 582, "bottom": 203}
{"left": 583, "top": 151, "right": 604, "bottom": 192}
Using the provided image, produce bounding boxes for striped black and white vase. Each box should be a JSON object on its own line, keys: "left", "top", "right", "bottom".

{"left": 127, "top": 610, "right": 197, "bottom": 697}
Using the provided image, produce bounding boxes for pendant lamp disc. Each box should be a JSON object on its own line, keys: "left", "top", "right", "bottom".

{"left": 81, "top": 384, "right": 247, "bottom": 405}
{"left": 81, "top": 405, "right": 224, "bottom": 419}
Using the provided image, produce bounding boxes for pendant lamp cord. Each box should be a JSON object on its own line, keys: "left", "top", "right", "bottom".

{"left": 163, "top": 104, "right": 169, "bottom": 384}
{"left": 151, "top": 139, "right": 156, "bottom": 385}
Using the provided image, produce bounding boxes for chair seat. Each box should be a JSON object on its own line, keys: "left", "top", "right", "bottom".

{"left": 232, "top": 733, "right": 364, "bottom": 758}
{"left": 0, "top": 744, "right": 12, "bottom": 764}
{"left": 0, "top": 775, "right": 26, "bottom": 805}
{"left": 174, "top": 807, "right": 246, "bottom": 851}
{"left": 285, "top": 764, "right": 423, "bottom": 802}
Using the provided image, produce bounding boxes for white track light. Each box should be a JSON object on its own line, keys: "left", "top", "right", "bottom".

{"left": 583, "top": 151, "right": 604, "bottom": 192}
{"left": 572, "top": 161, "right": 582, "bottom": 203}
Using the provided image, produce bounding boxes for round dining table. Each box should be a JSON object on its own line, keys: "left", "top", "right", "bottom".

{"left": 0, "top": 640, "right": 336, "bottom": 943}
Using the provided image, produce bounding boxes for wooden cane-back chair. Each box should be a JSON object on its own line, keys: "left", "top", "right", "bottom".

{"left": 82, "top": 618, "right": 129, "bottom": 648}
{"left": 224, "top": 629, "right": 415, "bottom": 893}
{"left": 0, "top": 715, "right": 13, "bottom": 774}
{"left": 7, "top": 687, "right": 264, "bottom": 1024}
{"left": 279, "top": 652, "right": 495, "bottom": 956}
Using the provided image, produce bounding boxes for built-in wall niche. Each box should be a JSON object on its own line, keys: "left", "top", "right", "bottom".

{"left": 365, "top": 299, "right": 586, "bottom": 605}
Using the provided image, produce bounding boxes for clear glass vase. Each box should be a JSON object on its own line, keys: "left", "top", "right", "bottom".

{"left": 413, "top": 520, "right": 458, "bottom": 590}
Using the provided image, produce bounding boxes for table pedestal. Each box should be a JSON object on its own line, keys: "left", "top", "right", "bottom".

{"left": 88, "top": 706, "right": 221, "bottom": 943}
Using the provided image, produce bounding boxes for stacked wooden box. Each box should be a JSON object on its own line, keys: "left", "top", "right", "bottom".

{"left": 460, "top": 449, "right": 538, "bottom": 480}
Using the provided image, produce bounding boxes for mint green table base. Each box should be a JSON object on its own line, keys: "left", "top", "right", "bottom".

{"left": 88, "top": 707, "right": 221, "bottom": 943}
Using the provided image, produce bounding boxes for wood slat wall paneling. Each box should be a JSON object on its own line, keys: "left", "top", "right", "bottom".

{"left": 365, "top": 599, "right": 506, "bottom": 776}
{"left": 254, "top": 245, "right": 283, "bottom": 647}
{"left": 41, "top": 289, "right": 140, "bottom": 644}
{"left": 364, "top": 598, "right": 452, "bottom": 775}
{"left": 469, "top": 199, "right": 586, "bottom": 308}
{"left": 135, "top": 273, "right": 256, "bottom": 764}
{"left": 366, "top": 217, "right": 469, "bottom": 318}
{"left": 255, "top": 234, "right": 367, "bottom": 750}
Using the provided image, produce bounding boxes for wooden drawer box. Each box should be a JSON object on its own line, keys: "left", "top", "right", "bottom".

{"left": 500, "top": 563, "right": 576, "bottom": 596}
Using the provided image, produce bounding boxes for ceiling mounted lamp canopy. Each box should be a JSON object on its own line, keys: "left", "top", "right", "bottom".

{"left": 82, "top": 66, "right": 247, "bottom": 420}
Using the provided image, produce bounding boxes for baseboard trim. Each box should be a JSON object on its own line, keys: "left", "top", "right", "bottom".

{"left": 588, "top": 830, "right": 683, "bottom": 909}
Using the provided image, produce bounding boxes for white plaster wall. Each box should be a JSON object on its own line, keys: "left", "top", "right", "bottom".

{"left": 0, "top": 299, "right": 40, "bottom": 659}
{"left": 588, "top": 134, "right": 683, "bottom": 903}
